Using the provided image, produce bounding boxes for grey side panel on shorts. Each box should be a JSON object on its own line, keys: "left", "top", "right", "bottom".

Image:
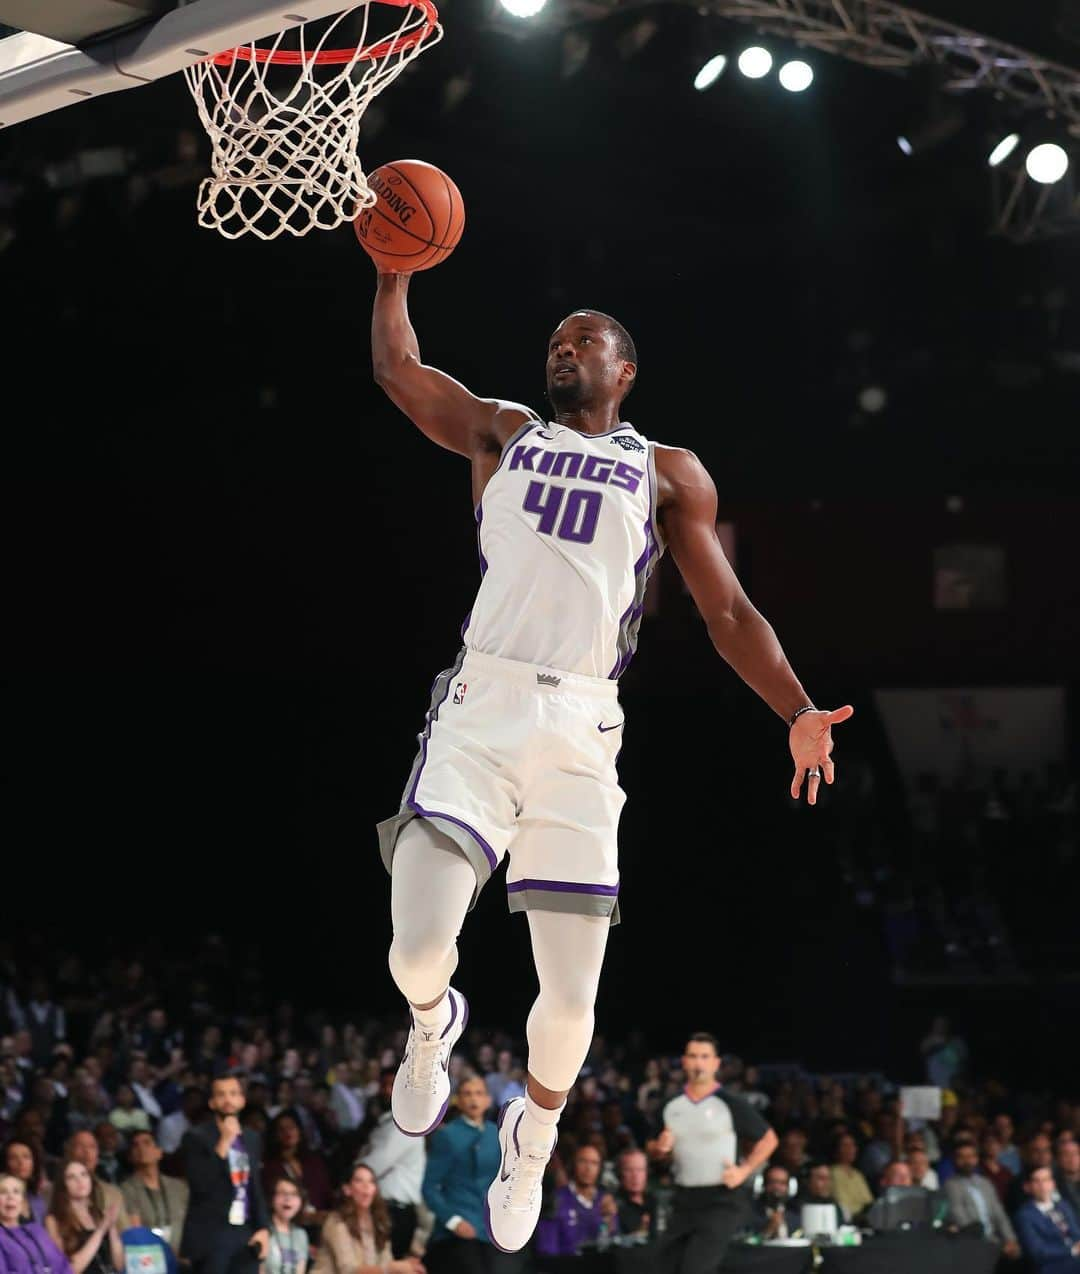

{"left": 507, "top": 889, "right": 621, "bottom": 927}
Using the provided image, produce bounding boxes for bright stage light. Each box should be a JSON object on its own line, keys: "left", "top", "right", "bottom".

{"left": 1025, "top": 143, "right": 1069, "bottom": 185}
{"left": 988, "top": 133, "right": 1020, "bottom": 167}
{"left": 897, "top": 136, "right": 913, "bottom": 157}
{"left": 498, "top": 0, "right": 547, "bottom": 17}
{"left": 693, "top": 54, "right": 728, "bottom": 91}
{"left": 778, "top": 60, "right": 813, "bottom": 92}
{"left": 737, "top": 47, "right": 772, "bottom": 79}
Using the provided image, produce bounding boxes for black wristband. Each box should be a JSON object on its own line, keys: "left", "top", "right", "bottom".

{"left": 788, "top": 705, "right": 816, "bottom": 727}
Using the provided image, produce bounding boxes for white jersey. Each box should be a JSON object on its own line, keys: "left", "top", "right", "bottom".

{"left": 462, "top": 418, "right": 665, "bottom": 679}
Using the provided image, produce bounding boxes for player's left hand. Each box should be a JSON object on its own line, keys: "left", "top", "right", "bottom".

{"left": 789, "top": 705, "right": 854, "bottom": 805}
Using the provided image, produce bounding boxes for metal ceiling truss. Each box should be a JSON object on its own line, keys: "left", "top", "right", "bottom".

{"left": 511, "top": 0, "right": 1080, "bottom": 239}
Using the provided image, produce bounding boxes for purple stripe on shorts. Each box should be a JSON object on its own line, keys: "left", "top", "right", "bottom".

{"left": 409, "top": 800, "right": 499, "bottom": 873}
{"left": 507, "top": 878, "right": 620, "bottom": 896}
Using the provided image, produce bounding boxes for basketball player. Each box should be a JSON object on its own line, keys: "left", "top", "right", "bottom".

{"left": 370, "top": 270, "right": 853, "bottom": 1254}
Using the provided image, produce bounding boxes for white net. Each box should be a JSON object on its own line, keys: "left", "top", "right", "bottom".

{"left": 183, "top": 1, "right": 441, "bottom": 240}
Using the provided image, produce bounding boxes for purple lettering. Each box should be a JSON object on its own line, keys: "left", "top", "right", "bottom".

{"left": 523, "top": 480, "right": 564, "bottom": 535}
{"left": 559, "top": 489, "right": 602, "bottom": 542}
{"left": 509, "top": 446, "right": 542, "bottom": 472}
{"left": 580, "top": 455, "right": 615, "bottom": 484}
{"left": 609, "top": 461, "right": 644, "bottom": 494}
{"left": 548, "top": 451, "right": 583, "bottom": 480}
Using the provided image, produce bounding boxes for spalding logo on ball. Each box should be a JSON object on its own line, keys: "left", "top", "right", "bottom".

{"left": 355, "top": 159, "right": 464, "bottom": 272}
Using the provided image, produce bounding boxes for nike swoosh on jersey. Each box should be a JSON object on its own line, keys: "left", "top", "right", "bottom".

{"left": 597, "top": 721, "right": 624, "bottom": 733}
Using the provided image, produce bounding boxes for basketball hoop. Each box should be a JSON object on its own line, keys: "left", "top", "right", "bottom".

{"left": 184, "top": 1, "right": 441, "bottom": 240}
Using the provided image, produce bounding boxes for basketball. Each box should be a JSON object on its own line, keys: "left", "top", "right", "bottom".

{"left": 354, "top": 159, "right": 465, "bottom": 272}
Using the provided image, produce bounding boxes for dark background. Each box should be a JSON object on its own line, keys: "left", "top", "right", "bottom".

{"left": 4, "top": 0, "right": 1079, "bottom": 1087}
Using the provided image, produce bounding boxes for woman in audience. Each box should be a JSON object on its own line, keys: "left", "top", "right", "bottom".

{"left": 262, "top": 1112, "right": 333, "bottom": 1230}
{"left": 2, "top": 1140, "right": 50, "bottom": 1224}
{"left": 0, "top": 1174, "right": 72, "bottom": 1274}
{"left": 830, "top": 1132, "right": 874, "bottom": 1222}
{"left": 44, "top": 1160, "right": 124, "bottom": 1274}
{"left": 314, "top": 1165, "right": 424, "bottom": 1274}
{"left": 265, "top": 1177, "right": 310, "bottom": 1274}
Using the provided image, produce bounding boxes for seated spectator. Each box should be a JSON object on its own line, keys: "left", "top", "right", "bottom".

{"left": 265, "top": 1178, "right": 309, "bottom": 1274}
{"left": 45, "top": 1159, "right": 125, "bottom": 1273}
{"left": 3, "top": 1139, "right": 50, "bottom": 1224}
{"left": 328, "top": 1059, "right": 365, "bottom": 1134}
{"left": 798, "top": 1161, "right": 842, "bottom": 1234}
{"left": 937, "top": 1131, "right": 978, "bottom": 1188}
{"left": 1056, "top": 1139, "right": 1080, "bottom": 1218}
{"left": 993, "top": 1114, "right": 1023, "bottom": 1175}
{"left": 614, "top": 1149, "right": 657, "bottom": 1241}
{"left": 484, "top": 1050, "right": 525, "bottom": 1111}
{"left": 120, "top": 1129, "right": 189, "bottom": 1255}
{"left": 830, "top": 1134, "right": 873, "bottom": 1223}
{"left": 127, "top": 1055, "right": 164, "bottom": 1127}
{"left": 859, "top": 1112, "right": 901, "bottom": 1188}
{"left": 158, "top": 1087, "right": 207, "bottom": 1158}
{"left": 754, "top": 1165, "right": 798, "bottom": 1241}
{"left": 0, "top": 1173, "right": 73, "bottom": 1274}
{"left": 64, "top": 1132, "right": 128, "bottom": 1229}
{"left": 313, "top": 1164, "right": 423, "bottom": 1274}
{"left": 91, "top": 1125, "right": 124, "bottom": 1187}
{"left": 107, "top": 1084, "right": 151, "bottom": 1141}
{"left": 863, "top": 1161, "right": 936, "bottom": 1230}
{"left": 774, "top": 1129, "right": 810, "bottom": 1185}
{"left": 66, "top": 1076, "right": 111, "bottom": 1138}
{"left": 1009, "top": 1134, "right": 1056, "bottom": 1213}
{"left": 909, "top": 1146, "right": 939, "bottom": 1192}
{"left": 979, "top": 1131, "right": 1014, "bottom": 1204}
{"left": 1015, "top": 1165, "right": 1080, "bottom": 1274}
{"left": 422, "top": 1076, "right": 505, "bottom": 1271}
{"left": 262, "top": 1112, "right": 333, "bottom": 1231}
{"left": 536, "top": 1144, "right": 618, "bottom": 1257}
{"left": 944, "top": 1139, "right": 1020, "bottom": 1258}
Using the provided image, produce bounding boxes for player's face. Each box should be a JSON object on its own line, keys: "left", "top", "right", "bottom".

{"left": 546, "top": 315, "right": 623, "bottom": 410}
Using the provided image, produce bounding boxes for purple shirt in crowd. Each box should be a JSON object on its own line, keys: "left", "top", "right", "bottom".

{"left": 0, "top": 1222, "right": 75, "bottom": 1274}
{"left": 536, "top": 1185, "right": 619, "bottom": 1256}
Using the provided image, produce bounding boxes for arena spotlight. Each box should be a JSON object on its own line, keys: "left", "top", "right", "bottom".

{"left": 778, "top": 60, "right": 813, "bottom": 92}
{"left": 694, "top": 54, "right": 728, "bottom": 91}
{"left": 498, "top": 0, "right": 547, "bottom": 17}
{"left": 737, "top": 47, "right": 772, "bottom": 79}
{"left": 1025, "top": 142, "right": 1070, "bottom": 184}
{"left": 988, "top": 133, "right": 1021, "bottom": 167}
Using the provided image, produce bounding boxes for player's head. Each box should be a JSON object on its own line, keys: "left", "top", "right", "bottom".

{"left": 546, "top": 311, "right": 637, "bottom": 411}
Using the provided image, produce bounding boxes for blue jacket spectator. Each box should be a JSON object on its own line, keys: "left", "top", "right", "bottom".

{"left": 422, "top": 1079, "right": 500, "bottom": 1248}
{"left": 1015, "top": 1167, "right": 1080, "bottom": 1274}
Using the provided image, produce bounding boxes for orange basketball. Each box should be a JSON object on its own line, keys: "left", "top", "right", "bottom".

{"left": 354, "top": 159, "right": 465, "bottom": 273}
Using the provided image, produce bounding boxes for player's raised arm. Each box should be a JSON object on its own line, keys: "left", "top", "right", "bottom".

{"left": 372, "top": 273, "right": 534, "bottom": 458}
{"left": 656, "top": 446, "right": 853, "bottom": 804}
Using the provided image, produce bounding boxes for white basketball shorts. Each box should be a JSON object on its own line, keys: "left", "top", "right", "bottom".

{"left": 377, "top": 647, "right": 626, "bottom": 923}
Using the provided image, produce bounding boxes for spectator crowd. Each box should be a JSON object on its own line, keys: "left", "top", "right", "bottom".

{"left": 1, "top": 942, "right": 1079, "bottom": 1273}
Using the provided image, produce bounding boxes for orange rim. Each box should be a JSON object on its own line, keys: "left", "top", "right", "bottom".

{"left": 209, "top": 0, "right": 439, "bottom": 66}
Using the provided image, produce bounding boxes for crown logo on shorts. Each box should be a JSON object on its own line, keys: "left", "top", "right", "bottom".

{"left": 536, "top": 673, "right": 561, "bottom": 687}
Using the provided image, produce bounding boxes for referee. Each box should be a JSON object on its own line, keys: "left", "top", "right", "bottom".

{"left": 648, "top": 1033, "right": 777, "bottom": 1274}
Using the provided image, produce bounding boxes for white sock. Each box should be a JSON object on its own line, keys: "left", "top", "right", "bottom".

{"left": 521, "top": 1092, "right": 564, "bottom": 1148}
{"left": 411, "top": 989, "right": 451, "bottom": 1032}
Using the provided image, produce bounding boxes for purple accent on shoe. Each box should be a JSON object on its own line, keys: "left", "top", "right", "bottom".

{"left": 497, "top": 1100, "right": 511, "bottom": 1130}
{"left": 408, "top": 801, "right": 499, "bottom": 872}
{"left": 440, "top": 990, "right": 458, "bottom": 1039}
{"left": 507, "top": 878, "right": 620, "bottom": 896}
{"left": 484, "top": 1197, "right": 515, "bottom": 1254}
{"left": 393, "top": 1093, "right": 449, "bottom": 1139}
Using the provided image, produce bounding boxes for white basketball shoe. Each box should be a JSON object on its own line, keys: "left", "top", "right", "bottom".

{"left": 391, "top": 987, "right": 468, "bottom": 1137}
{"left": 485, "top": 1096, "right": 557, "bottom": 1253}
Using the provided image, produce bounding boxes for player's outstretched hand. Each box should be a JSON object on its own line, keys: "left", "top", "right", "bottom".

{"left": 789, "top": 705, "right": 854, "bottom": 806}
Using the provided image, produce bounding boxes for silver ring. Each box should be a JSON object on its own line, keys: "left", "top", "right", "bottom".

{"left": 808, "top": 768, "right": 822, "bottom": 779}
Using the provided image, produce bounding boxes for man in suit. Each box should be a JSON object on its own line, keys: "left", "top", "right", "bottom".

{"left": 1056, "top": 1139, "right": 1080, "bottom": 1218}
{"left": 181, "top": 1074, "right": 269, "bottom": 1274}
{"left": 1015, "top": 1165, "right": 1080, "bottom": 1274}
{"left": 945, "top": 1139, "right": 1021, "bottom": 1259}
{"left": 422, "top": 1076, "right": 523, "bottom": 1272}
{"left": 121, "top": 1129, "right": 189, "bottom": 1257}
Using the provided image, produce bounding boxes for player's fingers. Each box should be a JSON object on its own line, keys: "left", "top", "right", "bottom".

{"left": 826, "top": 704, "right": 855, "bottom": 724}
{"left": 824, "top": 757, "right": 836, "bottom": 785}
{"left": 808, "top": 769, "right": 822, "bottom": 805}
{"left": 791, "top": 767, "right": 806, "bottom": 799}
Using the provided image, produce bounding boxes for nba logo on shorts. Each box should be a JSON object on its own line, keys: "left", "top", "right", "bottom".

{"left": 453, "top": 682, "right": 468, "bottom": 704}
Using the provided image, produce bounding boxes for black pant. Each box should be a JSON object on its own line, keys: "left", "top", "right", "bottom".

{"left": 190, "top": 1226, "right": 260, "bottom": 1274}
{"left": 425, "top": 1236, "right": 530, "bottom": 1274}
{"left": 389, "top": 1201, "right": 419, "bottom": 1258}
{"left": 660, "top": 1187, "right": 746, "bottom": 1274}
